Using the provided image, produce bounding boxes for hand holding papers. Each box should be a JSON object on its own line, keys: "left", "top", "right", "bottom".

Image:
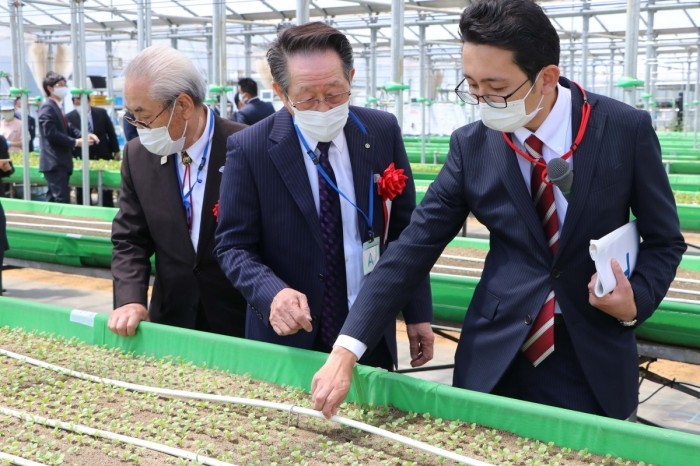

{"left": 589, "top": 221, "right": 639, "bottom": 297}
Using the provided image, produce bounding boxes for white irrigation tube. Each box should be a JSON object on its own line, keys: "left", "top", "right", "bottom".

{"left": 5, "top": 222, "right": 111, "bottom": 234}
{"left": 0, "top": 348, "right": 492, "bottom": 466}
{"left": 440, "top": 254, "right": 486, "bottom": 263}
{"left": 0, "top": 451, "right": 47, "bottom": 466}
{"left": 6, "top": 213, "right": 112, "bottom": 225}
{"left": 432, "top": 264, "right": 484, "bottom": 275}
{"left": 0, "top": 405, "right": 235, "bottom": 466}
{"left": 667, "top": 287, "right": 700, "bottom": 297}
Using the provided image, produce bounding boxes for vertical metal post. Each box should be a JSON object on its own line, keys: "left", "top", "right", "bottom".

{"left": 581, "top": 1, "right": 590, "bottom": 89}
{"left": 391, "top": 0, "right": 404, "bottom": 129}
{"left": 608, "top": 45, "right": 615, "bottom": 98}
{"left": 212, "top": 4, "right": 221, "bottom": 106}
{"left": 217, "top": 1, "right": 228, "bottom": 117}
{"left": 364, "top": 46, "right": 371, "bottom": 104}
{"left": 144, "top": 0, "right": 152, "bottom": 48}
{"left": 170, "top": 26, "right": 178, "bottom": 49}
{"left": 644, "top": 0, "right": 656, "bottom": 114}
{"left": 419, "top": 24, "right": 426, "bottom": 164}
{"left": 244, "top": 26, "right": 252, "bottom": 77}
{"left": 569, "top": 39, "right": 575, "bottom": 81}
{"left": 694, "top": 36, "right": 699, "bottom": 147}
{"left": 105, "top": 37, "right": 115, "bottom": 115}
{"left": 685, "top": 52, "right": 692, "bottom": 134}
{"left": 137, "top": 0, "right": 145, "bottom": 51}
{"left": 370, "top": 27, "right": 377, "bottom": 103}
{"left": 9, "top": 0, "right": 31, "bottom": 200}
{"left": 75, "top": 0, "right": 90, "bottom": 206}
{"left": 206, "top": 29, "right": 213, "bottom": 89}
{"left": 296, "top": 0, "right": 309, "bottom": 25}
{"left": 623, "top": 0, "right": 640, "bottom": 107}
{"left": 47, "top": 41, "right": 55, "bottom": 74}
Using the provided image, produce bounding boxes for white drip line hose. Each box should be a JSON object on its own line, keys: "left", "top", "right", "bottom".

{"left": 0, "top": 451, "right": 47, "bottom": 466}
{"left": 0, "top": 348, "right": 492, "bottom": 466}
{"left": 0, "top": 405, "right": 235, "bottom": 466}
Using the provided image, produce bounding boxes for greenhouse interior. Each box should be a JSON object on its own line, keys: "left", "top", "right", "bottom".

{"left": 0, "top": 0, "right": 699, "bottom": 465}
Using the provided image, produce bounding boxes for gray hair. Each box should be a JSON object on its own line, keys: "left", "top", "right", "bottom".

{"left": 124, "top": 45, "right": 206, "bottom": 107}
{"left": 267, "top": 22, "right": 353, "bottom": 93}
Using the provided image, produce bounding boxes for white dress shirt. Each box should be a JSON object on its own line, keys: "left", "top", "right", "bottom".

{"left": 177, "top": 107, "right": 213, "bottom": 251}
{"left": 297, "top": 130, "right": 369, "bottom": 357}
{"left": 513, "top": 83, "right": 572, "bottom": 314}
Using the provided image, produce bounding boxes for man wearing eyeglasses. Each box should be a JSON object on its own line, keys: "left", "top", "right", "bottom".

{"left": 109, "top": 46, "right": 248, "bottom": 339}
{"left": 215, "top": 22, "right": 433, "bottom": 370}
{"left": 311, "top": 0, "right": 684, "bottom": 420}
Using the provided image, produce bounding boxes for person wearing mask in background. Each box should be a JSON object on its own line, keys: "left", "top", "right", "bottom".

{"left": 38, "top": 72, "right": 99, "bottom": 203}
{"left": 215, "top": 22, "right": 433, "bottom": 371}
{"left": 67, "top": 96, "right": 121, "bottom": 207}
{"left": 0, "top": 100, "right": 22, "bottom": 152}
{"left": 232, "top": 77, "right": 275, "bottom": 126}
{"left": 311, "top": 0, "right": 685, "bottom": 421}
{"left": 14, "top": 96, "right": 36, "bottom": 153}
{"left": 109, "top": 45, "right": 248, "bottom": 339}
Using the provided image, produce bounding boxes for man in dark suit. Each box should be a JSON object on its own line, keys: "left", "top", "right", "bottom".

{"left": 109, "top": 45, "right": 248, "bottom": 338}
{"left": 67, "top": 96, "right": 121, "bottom": 206}
{"left": 312, "top": 0, "right": 686, "bottom": 420}
{"left": 215, "top": 22, "right": 433, "bottom": 371}
{"left": 14, "top": 96, "right": 35, "bottom": 153}
{"left": 232, "top": 77, "right": 275, "bottom": 126}
{"left": 37, "top": 72, "right": 98, "bottom": 203}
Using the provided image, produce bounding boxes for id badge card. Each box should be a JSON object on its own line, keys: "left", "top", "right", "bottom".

{"left": 362, "top": 237, "right": 380, "bottom": 276}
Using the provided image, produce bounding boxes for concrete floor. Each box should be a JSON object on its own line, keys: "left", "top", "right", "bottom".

{"left": 2, "top": 262, "right": 699, "bottom": 435}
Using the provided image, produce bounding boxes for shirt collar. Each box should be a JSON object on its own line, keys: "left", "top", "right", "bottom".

{"left": 182, "top": 107, "right": 212, "bottom": 162}
{"left": 298, "top": 129, "right": 348, "bottom": 159}
{"left": 514, "top": 82, "right": 571, "bottom": 154}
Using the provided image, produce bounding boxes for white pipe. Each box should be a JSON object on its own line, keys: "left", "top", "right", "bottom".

{"left": 432, "top": 264, "right": 483, "bottom": 275}
{"left": 0, "top": 452, "right": 47, "bottom": 466}
{"left": 6, "top": 222, "right": 110, "bottom": 234}
{"left": 439, "top": 254, "right": 486, "bottom": 263}
{"left": 6, "top": 213, "right": 112, "bottom": 225}
{"left": 0, "top": 348, "right": 492, "bottom": 466}
{"left": 0, "top": 405, "right": 236, "bottom": 466}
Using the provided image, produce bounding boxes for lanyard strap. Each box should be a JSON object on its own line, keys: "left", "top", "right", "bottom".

{"left": 179, "top": 109, "right": 214, "bottom": 204}
{"left": 293, "top": 116, "right": 375, "bottom": 239}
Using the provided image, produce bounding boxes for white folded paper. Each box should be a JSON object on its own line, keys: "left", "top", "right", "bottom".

{"left": 589, "top": 220, "right": 639, "bottom": 297}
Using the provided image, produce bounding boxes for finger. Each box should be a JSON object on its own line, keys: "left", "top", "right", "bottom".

{"left": 296, "top": 294, "right": 313, "bottom": 332}
{"left": 311, "top": 382, "right": 332, "bottom": 412}
{"left": 409, "top": 336, "right": 420, "bottom": 361}
{"left": 126, "top": 315, "right": 141, "bottom": 336}
{"left": 610, "top": 258, "right": 629, "bottom": 283}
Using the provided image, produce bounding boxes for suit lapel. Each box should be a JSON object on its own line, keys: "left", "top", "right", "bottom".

{"left": 492, "top": 131, "right": 551, "bottom": 254}
{"left": 155, "top": 146, "right": 195, "bottom": 256}
{"left": 196, "top": 115, "right": 225, "bottom": 261}
{"left": 556, "top": 79, "right": 606, "bottom": 258}
{"left": 268, "top": 109, "right": 324, "bottom": 249}
{"left": 345, "top": 118, "right": 376, "bottom": 242}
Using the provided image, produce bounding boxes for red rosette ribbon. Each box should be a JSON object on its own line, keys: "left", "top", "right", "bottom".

{"left": 376, "top": 163, "right": 408, "bottom": 244}
{"left": 213, "top": 200, "right": 220, "bottom": 223}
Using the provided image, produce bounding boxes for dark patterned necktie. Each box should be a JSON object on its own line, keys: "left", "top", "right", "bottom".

{"left": 521, "top": 134, "right": 558, "bottom": 367}
{"left": 316, "top": 142, "right": 348, "bottom": 350}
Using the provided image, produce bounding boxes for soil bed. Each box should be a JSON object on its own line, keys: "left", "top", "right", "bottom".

{"left": 0, "top": 327, "right": 638, "bottom": 466}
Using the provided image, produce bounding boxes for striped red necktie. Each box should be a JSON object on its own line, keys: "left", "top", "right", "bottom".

{"left": 521, "top": 134, "right": 558, "bottom": 367}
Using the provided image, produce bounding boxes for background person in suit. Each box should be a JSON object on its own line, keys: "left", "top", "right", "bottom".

{"left": 109, "top": 45, "right": 248, "bottom": 339}
{"left": 232, "top": 77, "right": 275, "bottom": 126}
{"left": 122, "top": 111, "right": 138, "bottom": 143}
{"left": 67, "top": 96, "right": 121, "bottom": 207}
{"left": 311, "top": 0, "right": 686, "bottom": 420}
{"left": 215, "top": 22, "right": 433, "bottom": 371}
{"left": 14, "top": 96, "right": 36, "bottom": 153}
{"left": 37, "top": 72, "right": 98, "bottom": 203}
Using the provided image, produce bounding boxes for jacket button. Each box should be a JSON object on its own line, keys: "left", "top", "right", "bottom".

{"left": 524, "top": 315, "right": 533, "bottom": 325}
{"left": 318, "top": 273, "right": 325, "bottom": 281}
{"left": 193, "top": 266, "right": 200, "bottom": 275}
{"left": 551, "top": 268, "right": 561, "bottom": 278}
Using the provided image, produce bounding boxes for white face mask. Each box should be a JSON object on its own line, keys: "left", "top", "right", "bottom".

{"left": 479, "top": 72, "right": 544, "bottom": 132}
{"left": 137, "top": 105, "right": 188, "bottom": 156}
{"left": 293, "top": 100, "right": 349, "bottom": 143}
{"left": 1, "top": 111, "right": 14, "bottom": 120}
{"left": 53, "top": 86, "right": 69, "bottom": 99}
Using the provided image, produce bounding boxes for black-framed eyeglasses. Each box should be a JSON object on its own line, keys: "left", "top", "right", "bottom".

{"left": 124, "top": 102, "right": 172, "bottom": 129}
{"left": 286, "top": 90, "right": 351, "bottom": 112}
{"left": 454, "top": 77, "right": 531, "bottom": 109}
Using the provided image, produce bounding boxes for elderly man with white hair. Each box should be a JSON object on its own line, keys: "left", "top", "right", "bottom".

{"left": 109, "top": 45, "right": 248, "bottom": 338}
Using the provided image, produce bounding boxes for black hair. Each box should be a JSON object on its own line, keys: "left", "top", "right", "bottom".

{"left": 267, "top": 21, "right": 353, "bottom": 92}
{"left": 459, "top": 0, "right": 560, "bottom": 83}
{"left": 42, "top": 71, "right": 66, "bottom": 97}
{"left": 238, "top": 78, "right": 258, "bottom": 97}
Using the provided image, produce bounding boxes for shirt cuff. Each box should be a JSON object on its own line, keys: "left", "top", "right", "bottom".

{"left": 334, "top": 335, "right": 367, "bottom": 361}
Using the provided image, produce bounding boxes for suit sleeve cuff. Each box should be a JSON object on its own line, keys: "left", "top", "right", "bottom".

{"left": 334, "top": 335, "right": 367, "bottom": 360}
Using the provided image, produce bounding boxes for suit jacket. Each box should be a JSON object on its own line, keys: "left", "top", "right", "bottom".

{"left": 215, "top": 106, "right": 433, "bottom": 364}
{"left": 0, "top": 200, "right": 7, "bottom": 253}
{"left": 340, "top": 78, "right": 686, "bottom": 419}
{"left": 66, "top": 106, "right": 120, "bottom": 160}
{"left": 234, "top": 97, "right": 275, "bottom": 126}
{"left": 111, "top": 112, "right": 248, "bottom": 337}
{"left": 38, "top": 99, "right": 81, "bottom": 173}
